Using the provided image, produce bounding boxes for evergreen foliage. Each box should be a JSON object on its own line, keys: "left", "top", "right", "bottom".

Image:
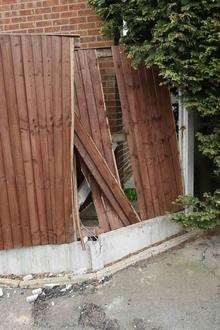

{"left": 89, "top": 0, "right": 220, "bottom": 229}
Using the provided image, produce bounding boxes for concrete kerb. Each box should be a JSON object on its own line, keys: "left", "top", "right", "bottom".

{"left": 0, "top": 229, "right": 201, "bottom": 289}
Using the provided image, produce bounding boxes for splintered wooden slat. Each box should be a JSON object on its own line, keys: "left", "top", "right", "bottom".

{"left": 86, "top": 50, "right": 119, "bottom": 181}
{"left": 112, "top": 46, "right": 183, "bottom": 219}
{"left": 75, "top": 114, "right": 140, "bottom": 225}
{"left": 0, "top": 36, "right": 23, "bottom": 247}
{"left": 42, "top": 35, "right": 56, "bottom": 243}
{"left": 21, "top": 35, "right": 48, "bottom": 246}
{"left": 75, "top": 50, "right": 123, "bottom": 231}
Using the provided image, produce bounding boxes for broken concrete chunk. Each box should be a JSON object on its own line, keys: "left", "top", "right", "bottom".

{"left": 43, "top": 283, "right": 59, "bottom": 289}
{"left": 26, "top": 294, "right": 38, "bottom": 303}
{"left": 23, "top": 274, "right": 33, "bottom": 281}
{"left": 0, "top": 288, "right": 3, "bottom": 297}
{"left": 32, "top": 288, "right": 42, "bottom": 295}
{"left": 83, "top": 236, "right": 88, "bottom": 244}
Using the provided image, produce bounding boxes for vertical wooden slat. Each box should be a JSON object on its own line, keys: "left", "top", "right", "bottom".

{"left": 32, "top": 35, "right": 53, "bottom": 244}
{"left": 42, "top": 35, "right": 56, "bottom": 243}
{"left": 21, "top": 35, "right": 48, "bottom": 245}
{"left": 0, "top": 36, "right": 23, "bottom": 247}
{"left": 62, "top": 36, "right": 74, "bottom": 241}
{"left": 51, "top": 36, "right": 65, "bottom": 243}
{"left": 11, "top": 35, "right": 40, "bottom": 246}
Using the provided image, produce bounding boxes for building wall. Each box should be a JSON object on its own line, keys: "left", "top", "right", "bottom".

{"left": 0, "top": 0, "right": 112, "bottom": 48}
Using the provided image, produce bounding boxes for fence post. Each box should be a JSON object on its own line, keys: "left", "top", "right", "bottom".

{"left": 178, "top": 100, "right": 194, "bottom": 195}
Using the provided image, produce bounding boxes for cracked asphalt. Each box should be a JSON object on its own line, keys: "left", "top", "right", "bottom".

{"left": 0, "top": 232, "right": 219, "bottom": 330}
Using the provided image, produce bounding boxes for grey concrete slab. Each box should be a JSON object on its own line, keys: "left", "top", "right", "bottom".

{"left": 0, "top": 233, "right": 219, "bottom": 330}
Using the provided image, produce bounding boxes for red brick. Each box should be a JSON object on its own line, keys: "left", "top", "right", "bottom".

{"left": 60, "top": 11, "right": 77, "bottom": 18}
{"left": 70, "top": 16, "right": 86, "bottom": 24}
{"left": 1, "top": 0, "right": 16, "bottom": 4}
{"left": 76, "top": 29, "right": 88, "bottom": 35}
{"left": 87, "top": 28, "right": 100, "bottom": 36}
{"left": 19, "top": 9, "right": 34, "bottom": 16}
{"left": 20, "top": 22, "right": 35, "bottom": 29}
{"left": 0, "top": 18, "right": 11, "bottom": 25}
{"left": 4, "top": 23, "right": 19, "bottom": 30}
{"left": 11, "top": 3, "right": 25, "bottom": 10}
{"left": 43, "top": 13, "right": 59, "bottom": 19}
{"left": 69, "top": 3, "right": 86, "bottom": 10}
{"left": 0, "top": 5, "right": 10, "bottom": 12}
{"left": 77, "top": 9, "right": 93, "bottom": 16}
{"left": 80, "top": 35, "right": 96, "bottom": 43}
{"left": 87, "top": 15, "right": 100, "bottom": 22}
{"left": 53, "top": 18, "right": 69, "bottom": 26}
{"left": 36, "top": 20, "right": 51, "bottom": 27}
{"left": 35, "top": 7, "right": 51, "bottom": 14}
{"left": 2, "top": 10, "right": 19, "bottom": 18}
{"left": 27, "top": 15, "right": 43, "bottom": 22}
{"left": 11, "top": 16, "right": 26, "bottom": 23}
{"left": 78, "top": 22, "right": 95, "bottom": 29}
{"left": 28, "top": 27, "right": 44, "bottom": 33}
{"left": 44, "top": 26, "right": 61, "bottom": 32}
{"left": 43, "top": 0, "right": 59, "bottom": 6}
{"left": 60, "top": 24, "right": 77, "bottom": 31}
{"left": 52, "top": 5, "right": 68, "bottom": 12}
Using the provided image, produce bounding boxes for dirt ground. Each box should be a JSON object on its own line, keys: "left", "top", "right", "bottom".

{"left": 0, "top": 233, "right": 219, "bottom": 330}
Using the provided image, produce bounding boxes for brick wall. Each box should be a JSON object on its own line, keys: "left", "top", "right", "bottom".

{"left": 0, "top": 0, "right": 112, "bottom": 48}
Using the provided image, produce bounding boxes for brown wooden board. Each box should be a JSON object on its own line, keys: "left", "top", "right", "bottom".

{"left": 75, "top": 49, "right": 124, "bottom": 232}
{"left": 74, "top": 113, "right": 140, "bottom": 226}
{"left": 0, "top": 34, "right": 76, "bottom": 250}
{"left": 112, "top": 46, "right": 183, "bottom": 219}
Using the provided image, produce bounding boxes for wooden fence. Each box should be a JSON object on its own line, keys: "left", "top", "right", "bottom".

{"left": 0, "top": 39, "right": 183, "bottom": 250}
{"left": 0, "top": 34, "right": 76, "bottom": 250}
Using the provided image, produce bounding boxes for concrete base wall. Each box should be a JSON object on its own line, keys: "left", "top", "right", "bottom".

{"left": 0, "top": 216, "right": 183, "bottom": 275}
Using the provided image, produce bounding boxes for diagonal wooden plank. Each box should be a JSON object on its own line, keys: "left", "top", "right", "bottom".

{"left": 74, "top": 113, "right": 140, "bottom": 226}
